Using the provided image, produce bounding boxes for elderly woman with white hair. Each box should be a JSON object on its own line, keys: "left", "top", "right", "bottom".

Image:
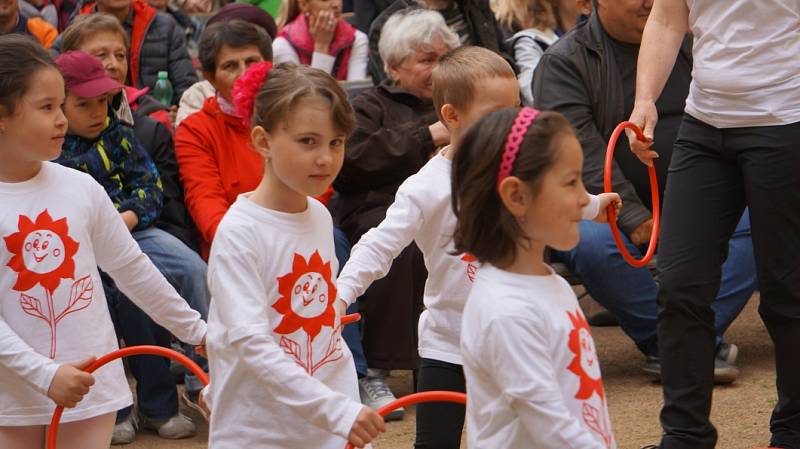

{"left": 331, "top": 7, "right": 459, "bottom": 427}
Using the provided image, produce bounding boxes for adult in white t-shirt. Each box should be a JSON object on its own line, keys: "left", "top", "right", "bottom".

{"left": 627, "top": 1, "right": 800, "bottom": 448}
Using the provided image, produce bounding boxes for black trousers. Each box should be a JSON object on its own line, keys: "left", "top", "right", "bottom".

{"left": 414, "top": 358, "right": 466, "bottom": 449}
{"left": 657, "top": 115, "right": 800, "bottom": 449}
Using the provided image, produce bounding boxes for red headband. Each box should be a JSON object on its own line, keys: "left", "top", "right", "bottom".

{"left": 232, "top": 61, "right": 273, "bottom": 128}
{"left": 497, "top": 107, "right": 541, "bottom": 189}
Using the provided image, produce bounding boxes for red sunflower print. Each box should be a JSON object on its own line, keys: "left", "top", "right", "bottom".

{"left": 566, "top": 309, "right": 604, "bottom": 401}
{"left": 3, "top": 210, "right": 93, "bottom": 358}
{"left": 273, "top": 251, "right": 343, "bottom": 375}
{"left": 567, "top": 309, "right": 613, "bottom": 448}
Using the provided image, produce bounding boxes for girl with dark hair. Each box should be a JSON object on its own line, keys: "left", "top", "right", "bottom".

{"left": 452, "top": 107, "right": 619, "bottom": 449}
{"left": 0, "top": 34, "right": 206, "bottom": 449}
{"left": 204, "top": 62, "right": 384, "bottom": 449}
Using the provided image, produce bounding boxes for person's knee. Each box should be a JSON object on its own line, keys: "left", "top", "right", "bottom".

{"left": 658, "top": 270, "right": 720, "bottom": 314}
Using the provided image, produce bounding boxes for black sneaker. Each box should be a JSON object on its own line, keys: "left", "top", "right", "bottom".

{"left": 641, "top": 355, "right": 739, "bottom": 384}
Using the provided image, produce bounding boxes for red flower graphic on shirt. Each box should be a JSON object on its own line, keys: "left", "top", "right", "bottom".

{"left": 567, "top": 309, "right": 612, "bottom": 447}
{"left": 3, "top": 210, "right": 93, "bottom": 358}
{"left": 566, "top": 309, "right": 604, "bottom": 401}
{"left": 4, "top": 210, "right": 79, "bottom": 295}
{"left": 274, "top": 251, "right": 343, "bottom": 375}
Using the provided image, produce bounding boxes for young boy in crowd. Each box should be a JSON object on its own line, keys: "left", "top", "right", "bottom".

{"left": 54, "top": 50, "right": 209, "bottom": 443}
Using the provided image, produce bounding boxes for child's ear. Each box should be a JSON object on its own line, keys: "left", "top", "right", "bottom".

{"left": 497, "top": 176, "right": 532, "bottom": 219}
{"left": 440, "top": 103, "right": 459, "bottom": 130}
{"left": 250, "top": 126, "right": 271, "bottom": 160}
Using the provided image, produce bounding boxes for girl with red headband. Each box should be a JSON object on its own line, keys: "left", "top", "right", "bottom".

{"left": 203, "top": 62, "right": 383, "bottom": 449}
{"left": 452, "top": 107, "right": 620, "bottom": 448}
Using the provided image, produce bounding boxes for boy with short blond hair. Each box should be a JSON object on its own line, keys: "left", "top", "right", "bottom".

{"left": 336, "top": 46, "right": 521, "bottom": 449}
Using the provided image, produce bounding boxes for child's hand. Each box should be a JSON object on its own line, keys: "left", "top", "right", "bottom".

{"left": 195, "top": 335, "right": 207, "bottom": 359}
{"left": 47, "top": 357, "right": 96, "bottom": 408}
{"left": 593, "top": 193, "right": 622, "bottom": 224}
{"left": 348, "top": 406, "right": 385, "bottom": 448}
{"left": 338, "top": 298, "right": 348, "bottom": 317}
{"left": 198, "top": 385, "right": 211, "bottom": 421}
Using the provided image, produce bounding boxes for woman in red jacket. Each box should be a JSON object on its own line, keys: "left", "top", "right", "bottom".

{"left": 175, "top": 19, "right": 274, "bottom": 259}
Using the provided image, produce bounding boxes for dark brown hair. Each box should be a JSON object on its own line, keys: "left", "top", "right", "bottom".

{"left": 199, "top": 20, "right": 273, "bottom": 75}
{"left": 0, "top": 34, "right": 58, "bottom": 117}
{"left": 451, "top": 108, "right": 573, "bottom": 266}
{"left": 60, "top": 14, "right": 130, "bottom": 52}
{"left": 432, "top": 46, "right": 515, "bottom": 119}
{"left": 251, "top": 63, "right": 355, "bottom": 136}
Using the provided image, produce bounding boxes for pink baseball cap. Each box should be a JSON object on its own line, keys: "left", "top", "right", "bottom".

{"left": 55, "top": 51, "right": 123, "bottom": 98}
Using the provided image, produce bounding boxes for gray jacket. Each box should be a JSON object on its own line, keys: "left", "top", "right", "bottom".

{"left": 532, "top": 12, "right": 692, "bottom": 235}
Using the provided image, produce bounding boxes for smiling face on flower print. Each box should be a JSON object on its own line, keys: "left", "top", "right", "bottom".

{"left": 22, "top": 230, "right": 66, "bottom": 274}
{"left": 290, "top": 272, "right": 330, "bottom": 318}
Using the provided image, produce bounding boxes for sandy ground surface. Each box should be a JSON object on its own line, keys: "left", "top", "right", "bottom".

{"left": 125, "top": 292, "right": 777, "bottom": 449}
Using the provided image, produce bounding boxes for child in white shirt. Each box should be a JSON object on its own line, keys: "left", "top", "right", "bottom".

{"left": 451, "top": 105, "right": 621, "bottom": 449}
{"left": 0, "top": 35, "right": 206, "bottom": 449}
{"left": 337, "top": 46, "right": 619, "bottom": 448}
{"left": 205, "top": 61, "right": 384, "bottom": 449}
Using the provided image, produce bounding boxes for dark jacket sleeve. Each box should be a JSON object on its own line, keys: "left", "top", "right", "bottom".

{"left": 163, "top": 15, "right": 198, "bottom": 104}
{"left": 335, "top": 90, "right": 435, "bottom": 193}
{"left": 117, "top": 127, "right": 165, "bottom": 230}
{"left": 532, "top": 52, "right": 651, "bottom": 235}
{"left": 134, "top": 113, "right": 200, "bottom": 251}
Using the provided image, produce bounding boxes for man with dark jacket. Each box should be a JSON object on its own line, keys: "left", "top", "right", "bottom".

{"left": 532, "top": 0, "right": 758, "bottom": 381}
{"left": 366, "top": 0, "right": 510, "bottom": 84}
{"left": 56, "top": 0, "right": 197, "bottom": 104}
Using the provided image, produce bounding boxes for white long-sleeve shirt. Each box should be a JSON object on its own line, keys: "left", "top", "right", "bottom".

{"left": 0, "top": 162, "right": 206, "bottom": 425}
{"left": 206, "top": 195, "right": 364, "bottom": 449}
{"left": 337, "top": 151, "right": 601, "bottom": 366}
{"left": 462, "top": 264, "right": 616, "bottom": 449}
{"left": 272, "top": 30, "right": 369, "bottom": 81}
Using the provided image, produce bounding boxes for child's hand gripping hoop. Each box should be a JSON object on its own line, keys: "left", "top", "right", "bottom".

{"left": 604, "top": 121, "right": 660, "bottom": 268}
{"left": 47, "top": 345, "right": 209, "bottom": 449}
{"left": 344, "top": 391, "right": 467, "bottom": 449}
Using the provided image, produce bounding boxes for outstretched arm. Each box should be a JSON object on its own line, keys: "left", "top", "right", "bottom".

{"left": 628, "top": 0, "right": 689, "bottom": 165}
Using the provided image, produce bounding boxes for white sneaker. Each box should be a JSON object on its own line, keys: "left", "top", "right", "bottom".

{"left": 140, "top": 412, "right": 197, "bottom": 439}
{"left": 358, "top": 369, "right": 404, "bottom": 421}
{"left": 111, "top": 413, "right": 137, "bottom": 445}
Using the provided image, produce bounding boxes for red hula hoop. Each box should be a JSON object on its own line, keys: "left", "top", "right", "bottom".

{"left": 341, "top": 313, "right": 361, "bottom": 326}
{"left": 47, "top": 345, "right": 208, "bottom": 449}
{"left": 604, "top": 121, "right": 660, "bottom": 268}
{"left": 344, "top": 391, "right": 467, "bottom": 449}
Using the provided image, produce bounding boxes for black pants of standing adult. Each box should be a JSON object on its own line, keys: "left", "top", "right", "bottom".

{"left": 657, "top": 115, "right": 800, "bottom": 449}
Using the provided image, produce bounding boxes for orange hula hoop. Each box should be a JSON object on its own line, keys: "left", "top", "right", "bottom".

{"left": 604, "top": 121, "right": 660, "bottom": 268}
{"left": 47, "top": 345, "right": 208, "bottom": 449}
{"left": 344, "top": 390, "right": 467, "bottom": 449}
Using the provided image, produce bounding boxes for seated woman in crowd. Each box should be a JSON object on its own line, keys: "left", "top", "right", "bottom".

{"left": 174, "top": 19, "right": 275, "bottom": 259}
{"left": 331, "top": 8, "right": 459, "bottom": 418}
{"left": 273, "top": 0, "right": 368, "bottom": 81}
{"left": 60, "top": 0, "right": 198, "bottom": 104}
{"left": 175, "top": 3, "right": 278, "bottom": 126}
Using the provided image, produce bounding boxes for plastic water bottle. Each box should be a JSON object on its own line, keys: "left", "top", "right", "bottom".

{"left": 153, "top": 71, "right": 173, "bottom": 106}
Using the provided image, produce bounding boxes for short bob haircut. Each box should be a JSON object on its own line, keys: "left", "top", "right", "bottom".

{"left": 378, "top": 8, "right": 460, "bottom": 75}
{"left": 60, "top": 13, "right": 130, "bottom": 52}
{"left": 199, "top": 19, "right": 273, "bottom": 76}
{"left": 250, "top": 63, "right": 356, "bottom": 137}
{"left": 451, "top": 108, "right": 573, "bottom": 266}
{"left": 432, "top": 46, "right": 516, "bottom": 119}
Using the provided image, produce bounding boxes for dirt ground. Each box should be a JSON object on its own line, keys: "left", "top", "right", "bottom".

{"left": 126, "top": 292, "right": 777, "bottom": 449}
